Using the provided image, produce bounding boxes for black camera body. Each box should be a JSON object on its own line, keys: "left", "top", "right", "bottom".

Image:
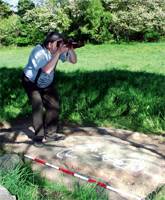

{"left": 57, "top": 38, "right": 84, "bottom": 49}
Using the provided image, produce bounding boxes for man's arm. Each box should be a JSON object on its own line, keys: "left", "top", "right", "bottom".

{"left": 42, "top": 43, "right": 69, "bottom": 74}
{"left": 67, "top": 47, "right": 77, "bottom": 64}
{"left": 42, "top": 45, "right": 77, "bottom": 74}
{"left": 42, "top": 50, "right": 61, "bottom": 74}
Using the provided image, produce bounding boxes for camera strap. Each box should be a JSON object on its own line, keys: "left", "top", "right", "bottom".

{"left": 34, "top": 68, "right": 42, "bottom": 85}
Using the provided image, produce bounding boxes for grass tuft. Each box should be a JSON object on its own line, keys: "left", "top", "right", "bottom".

{"left": 0, "top": 162, "right": 108, "bottom": 200}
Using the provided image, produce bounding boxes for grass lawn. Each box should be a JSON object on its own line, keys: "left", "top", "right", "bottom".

{"left": 0, "top": 42, "right": 165, "bottom": 134}
{"left": 0, "top": 42, "right": 165, "bottom": 74}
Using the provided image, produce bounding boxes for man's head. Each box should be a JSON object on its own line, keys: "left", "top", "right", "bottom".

{"left": 43, "top": 32, "right": 63, "bottom": 53}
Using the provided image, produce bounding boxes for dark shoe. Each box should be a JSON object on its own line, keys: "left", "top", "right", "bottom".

{"left": 56, "top": 123, "right": 63, "bottom": 133}
{"left": 45, "top": 133, "right": 65, "bottom": 142}
{"left": 32, "top": 136, "right": 44, "bottom": 147}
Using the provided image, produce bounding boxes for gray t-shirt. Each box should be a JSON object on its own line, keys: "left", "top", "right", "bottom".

{"left": 23, "top": 44, "right": 67, "bottom": 88}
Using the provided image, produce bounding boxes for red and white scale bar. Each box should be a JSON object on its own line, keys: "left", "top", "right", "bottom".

{"left": 24, "top": 154, "right": 143, "bottom": 200}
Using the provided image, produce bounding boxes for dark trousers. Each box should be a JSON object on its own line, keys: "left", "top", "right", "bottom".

{"left": 22, "top": 74, "right": 60, "bottom": 139}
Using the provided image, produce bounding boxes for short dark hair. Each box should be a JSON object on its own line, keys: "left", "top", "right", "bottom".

{"left": 42, "top": 32, "right": 63, "bottom": 48}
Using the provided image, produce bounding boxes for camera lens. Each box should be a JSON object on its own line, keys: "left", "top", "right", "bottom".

{"left": 56, "top": 39, "right": 63, "bottom": 47}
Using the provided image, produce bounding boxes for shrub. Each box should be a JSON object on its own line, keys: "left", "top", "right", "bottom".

{"left": 103, "top": 0, "right": 165, "bottom": 41}
{"left": 144, "top": 30, "right": 160, "bottom": 42}
{"left": 22, "top": 6, "right": 71, "bottom": 39}
{"left": 0, "top": 15, "right": 20, "bottom": 45}
{"left": 0, "top": 0, "right": 12, "bottom": 18}
{"left": 67, "top": 0, "right": 112, "bottom": 43}
{"left": 17, "top": 0, "right": 35, "bottom": 17}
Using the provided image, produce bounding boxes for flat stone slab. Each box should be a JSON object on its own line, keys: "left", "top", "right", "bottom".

{"left": 0, "top": 121, "right": 165, "bottom": 200}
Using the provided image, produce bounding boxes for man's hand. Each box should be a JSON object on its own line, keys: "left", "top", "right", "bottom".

{"left": 56, "top": 43, "right": 69, "bottom": 55}
{"left": 67, "top": 46, "right": 77, "bottom": 64}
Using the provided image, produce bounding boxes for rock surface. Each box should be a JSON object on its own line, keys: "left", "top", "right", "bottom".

{"left": 0, "top": 186, "right": 16, "bottom": 200}
{"left": 0, "top": 153, "right": 23, "bottom": 171}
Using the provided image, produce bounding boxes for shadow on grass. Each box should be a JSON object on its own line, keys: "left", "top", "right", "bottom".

{"left": 0, "top": 67, "right": 165, "bottom": 134}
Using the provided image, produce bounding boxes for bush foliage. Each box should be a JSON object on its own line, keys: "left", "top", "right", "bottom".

{"left": 0, "top": 0, "right": 12, "bottom": 18}
{"left": 64, "top": 0, "right": 112, "bottom": 43}
{"left": 0, "top": 0, "right": 165, "bottom": 45}
{"left": 0, "top": 15, "right": 19, "bottom": 45}
{"left": 103, "top": 0, "right": 165, "bottom": 41}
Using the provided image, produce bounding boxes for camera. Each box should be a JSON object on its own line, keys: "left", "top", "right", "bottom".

{"left": 56, "top": 38, "right": 84, "bottom": 49}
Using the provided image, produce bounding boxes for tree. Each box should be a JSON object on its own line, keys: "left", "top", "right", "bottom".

{"left": 0, "top": 0, "right": 12, "bottom": 18}
{"left": 21, "top": 4, "right": 71, "bottom": 45}
{"left": 81, "top": 0, "right": 112, "bottom": 43}
{"left": 17, "top": 0, "right": 35, "bottom": 17}
{"left": 65, "top": 0, "right": 112, "bottom": 43}
{"left": 102, "top": 0, "right": 165, "bottom": 41}
{"left": 0, "top": 14, "right": 20, "bottom": 45}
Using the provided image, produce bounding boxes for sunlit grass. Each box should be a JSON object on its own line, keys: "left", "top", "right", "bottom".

{"left": 0, "top": 42, "right": 165, "bottom": 74}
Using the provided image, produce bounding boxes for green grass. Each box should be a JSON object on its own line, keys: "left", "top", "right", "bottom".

{"left": 0, "top": 42, "right": 165, "bottom": 134}
{"left": 0, "top": 43, "right": 165, "bottom": 74}
{"left": 58, "top": 42, "right": 165, "bottom": 75}
{"left": 147, "top": 186, "right": 165, "bottom": 200}
{"left": 0, "top": 46, "right": 31, "bottom": 68}
{"left": 0, "top": 162, "right": 108, "bottom": 200}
